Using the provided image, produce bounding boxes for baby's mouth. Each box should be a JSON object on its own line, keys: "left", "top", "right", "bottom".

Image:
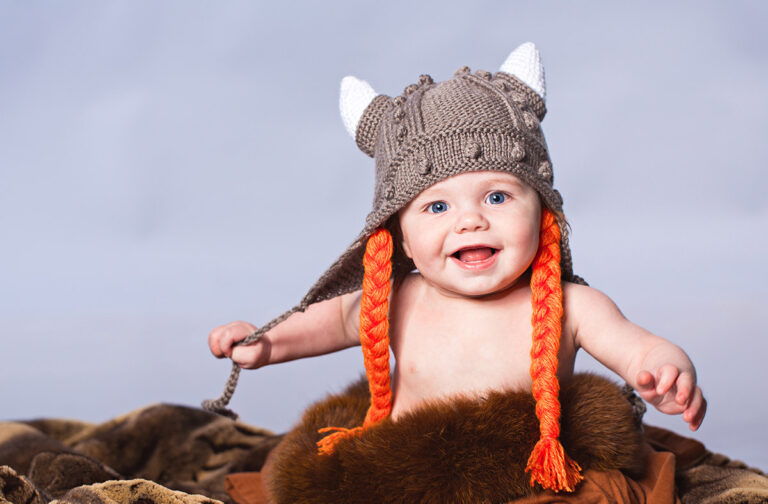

{"left": 452, "top": 247, "right": 498, "bottom": 263}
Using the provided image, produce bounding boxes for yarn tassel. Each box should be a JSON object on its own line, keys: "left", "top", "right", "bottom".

{"left": 316, "top": 426, "right": 364, "bottom": 455}
{"left": 316, "top": 228, "right": 393, "bottom": 455}
{"left": 526, "top": 436, "right": 583, "bottom": 492}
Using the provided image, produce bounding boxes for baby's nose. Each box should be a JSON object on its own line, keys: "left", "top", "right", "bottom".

{"left": 454, "top": 210, "right": 489, "bottom": 233}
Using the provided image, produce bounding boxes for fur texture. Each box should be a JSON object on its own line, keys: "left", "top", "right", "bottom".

{"left": 0, "top": 404, "right": 280, "bottom": 503}
{"left": 267, "top": 373, "right": 646, "bottom": 504}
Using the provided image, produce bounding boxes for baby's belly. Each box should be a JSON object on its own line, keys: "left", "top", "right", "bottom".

{"left": 390, "top": 357, "right": 575, "bottom": 420}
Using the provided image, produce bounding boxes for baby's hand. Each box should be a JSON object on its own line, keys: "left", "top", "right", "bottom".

{"left": 208, "top": 321, "right": 269, "bottom": 369}
{"left": 636, "top": 365, "right": 706, "bottom": 431}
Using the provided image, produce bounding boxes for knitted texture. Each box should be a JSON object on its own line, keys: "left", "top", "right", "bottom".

{"left": 526, "top": 209, "right": 583, "bottom": 491}
{"left": 499, "top": 41, "right": 546, "bottom": 100}
{"left": 295, "top": 64, "right": 578, "bottom": 314}
{"left": 316, "top": 228, "right": 393, "bottom": 455}
{"left": 340, "top": 76, "right": 377, "bottom": 139}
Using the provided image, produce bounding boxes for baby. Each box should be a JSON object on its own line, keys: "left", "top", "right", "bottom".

{"left": 209, "top": 170, "right": 705, "bottom": 428}
{"left": 206, "top": 43, "right": 705, "bottom": 493}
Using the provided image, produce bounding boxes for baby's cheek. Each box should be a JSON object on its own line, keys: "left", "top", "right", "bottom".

{"left": 411, "top": 245, "right": 443, "bottom": 274}
{"left": 409, "top": 247, "right": 432, "bottom": 270}
{"left": 511, "top": 227, "right": 540, "bottom": 259}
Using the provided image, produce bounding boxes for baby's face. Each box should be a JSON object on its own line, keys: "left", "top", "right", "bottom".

{"left": 398, "top": 171, "right": 541, "bottom": 298}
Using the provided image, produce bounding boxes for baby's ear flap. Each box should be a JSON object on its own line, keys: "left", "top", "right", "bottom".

{"left": 339, "top": 76, "right": 391, "bottom": 158}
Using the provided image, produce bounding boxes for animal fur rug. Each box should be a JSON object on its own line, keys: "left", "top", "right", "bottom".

{"left": 260, "top": 374, "right": 768, "bottom": 504}
{"left": 1, "top": 378, "right": 767, "bottom": 504}
{"left": 0, "top": 404, "right": 282, "bottom": 504}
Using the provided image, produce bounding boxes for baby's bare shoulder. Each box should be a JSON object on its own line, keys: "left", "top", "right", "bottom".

{"left": 563, "top": 281, "right": 629, "bottom": 342}
{"left": 563, "top": 281, "right": 617, "bottom": 308}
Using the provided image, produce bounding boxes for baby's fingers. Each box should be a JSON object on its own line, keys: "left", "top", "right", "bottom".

{"left": 209, "top": 321, "right": 257, "bottom": 358}
{"left": 655, "top": 364, "right": 680, "bottom": 396}
{"left": 635, "top": 370, "right": 658, "bottom": 400}
{"left": 683, "top": 387, "right": 707, "bottom": 431}
{"left": 674, "top": 371, "right": 695, "bottom": 406}
{"left": 208, "top": 326, "right": 227, "bottom": 358}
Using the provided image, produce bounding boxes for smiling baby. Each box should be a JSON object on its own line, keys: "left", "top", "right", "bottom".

{"left": 205, "top": 43, "right": 705, "bottom": 495}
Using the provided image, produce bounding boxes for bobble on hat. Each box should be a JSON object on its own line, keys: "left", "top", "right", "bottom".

{"left": 454, "top": 65, "right": 471, "bottom": 76}
{"left": 524, "top": 111, "right": 540, "bottom": 130}
{"left": 538, "top": 161, "right": 553, "bottom": 181}
{"left": 417, "top": 155, "right": 432, "bottom": 175}
{"left": 463, "top": 139, "right": 482, "bottom": 159}
{"left": 512, "top": 143, "right": 526, "bottom": 161}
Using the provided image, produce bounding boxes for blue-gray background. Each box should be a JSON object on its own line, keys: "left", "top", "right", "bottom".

{"left": 2, "top": 2, "right": 766, "bottom": 469}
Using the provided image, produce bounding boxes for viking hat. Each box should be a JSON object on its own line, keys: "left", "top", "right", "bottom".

{"left": 204, "top": 42, "right": 584, "bottom": 492}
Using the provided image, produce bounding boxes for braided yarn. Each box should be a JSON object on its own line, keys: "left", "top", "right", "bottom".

{"left": 526, "top": 209, "right": 583, "bottom": 492}
{"left": 317, "top": 228, "right": 393, "bottom": 455}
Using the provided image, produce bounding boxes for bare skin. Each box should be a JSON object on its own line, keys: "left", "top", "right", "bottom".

{"left": 209, "top": 172, "right": 706, "bottom": 431}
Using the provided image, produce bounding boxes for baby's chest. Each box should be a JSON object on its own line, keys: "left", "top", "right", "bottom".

{"left": 390, "top": 303, "right": 577, "bottom": 396}
{"left": 392, "top": 312, "right": 535, "bottom": 387}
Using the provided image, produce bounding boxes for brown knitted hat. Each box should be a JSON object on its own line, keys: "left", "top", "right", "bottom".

{"left": 204, "top": 40, "right": 581, "bottom": 428}
{"left": 299, "top": 50, "right": 580, "bottom": 307}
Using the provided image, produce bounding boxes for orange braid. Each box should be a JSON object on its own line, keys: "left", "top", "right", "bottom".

{"left": 526, "top": 209, "right": 583, "bottom": 492}
{"left": 317, "top": 228, "right": 393, "bottom": 455}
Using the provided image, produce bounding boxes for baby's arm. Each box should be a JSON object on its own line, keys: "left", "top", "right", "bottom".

{"left": 208, "top": 290, "right": 362, "bottom": 369}
{"left": 565, "top": 283, "right": 706, "bottom": 430}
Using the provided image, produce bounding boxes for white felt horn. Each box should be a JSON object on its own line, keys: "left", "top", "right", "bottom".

{"left": 339, "top": 76, "right": 377, "bottom": 139}
{"left": 499, "top": 42, "right": 546, "bottom": 101}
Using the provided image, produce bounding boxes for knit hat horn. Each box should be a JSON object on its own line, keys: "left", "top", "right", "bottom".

{"left": 203, "top": 42, "right": 584, "bottom": 493}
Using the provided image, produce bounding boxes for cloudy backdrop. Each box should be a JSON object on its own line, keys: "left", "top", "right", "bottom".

{"left": 2, "top": 1, "right": 766, "bottom": 469}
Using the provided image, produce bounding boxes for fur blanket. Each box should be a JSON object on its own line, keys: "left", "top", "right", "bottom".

{"left": 265, "top": 374, "right": 646, "bottom": 503}
{"left": 0, "top": 404, "right": 282, "bottom": 503}
{"left": 260, "top": 374, "right": 768, "bottom": 504}
{"left": 2, "top": 382, "right": 767, "bottom": 504}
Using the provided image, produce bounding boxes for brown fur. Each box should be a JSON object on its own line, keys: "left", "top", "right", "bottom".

{"left": 267, "top": 373, "right": 645, "bottom": 504}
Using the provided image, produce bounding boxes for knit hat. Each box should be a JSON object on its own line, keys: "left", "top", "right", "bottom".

{"left": 204, "top": 42, "right": 584, "bottom": 492}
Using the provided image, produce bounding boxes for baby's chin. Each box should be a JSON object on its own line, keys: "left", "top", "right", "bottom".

{"left": 429, "top": 277, "right": 528, "bottom": 300}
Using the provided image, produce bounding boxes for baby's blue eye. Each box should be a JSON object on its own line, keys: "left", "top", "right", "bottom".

{"left": 486, "top": 192, "right": 507, "bottom": 204}
{"left": 428, "top": 201, "right": 448, "bottom": 214}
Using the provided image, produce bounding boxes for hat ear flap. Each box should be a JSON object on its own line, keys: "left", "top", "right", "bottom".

{"left": 339, "top": 76, "right": 391, "bottom": 158}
